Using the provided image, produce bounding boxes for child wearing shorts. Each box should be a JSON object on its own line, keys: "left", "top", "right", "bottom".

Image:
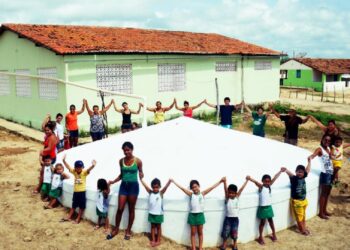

{"left": 95, "top": 179, "right": 110, "bottom": 232}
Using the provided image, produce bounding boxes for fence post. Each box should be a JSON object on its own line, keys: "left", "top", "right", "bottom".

{"left": 343, "top": 87, "right": 345, "bottom": 104}
{"left": 333, "top": 85, "right": 336, "bottom": 103}
{"left": 305, "top": 89, "right": 307, "bottom": 100}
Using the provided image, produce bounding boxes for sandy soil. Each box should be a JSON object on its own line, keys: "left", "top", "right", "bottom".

{"left": 1, "top": 121, "right": 350, "bottom": 250}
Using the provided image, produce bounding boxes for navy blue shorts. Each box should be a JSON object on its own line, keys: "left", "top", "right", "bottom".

{"left": 221, "top": 217, "right": 239, "bottom": 240}
{"left": 56, "top": 139, "right": 64, "bottom": 150}
{"left": 119, "top": 181, "right": 139, "bottom": 196}
{"left": 69, "top": 130, "right": 79, "bottom": 138}
{"left": 72, "top": 191, "right": 86, "bottom": 209}
{"left": 320, "top": 172, "right": 333, "bottom": 186}
{"left": 90, "top": 131, "right": 104, "bottom": 141}
{"left": 121, "top": 123, "right": 132, "bottom": 130}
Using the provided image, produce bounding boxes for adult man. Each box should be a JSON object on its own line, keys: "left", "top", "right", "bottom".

{"left": 271, "top": 105, "right": 310, "bottom": 145}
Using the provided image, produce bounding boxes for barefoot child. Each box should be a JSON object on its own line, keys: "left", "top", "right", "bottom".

{"left": 281, "top": 159, "right": 311, "bottom": 235}
{"left": 40, "top": 155, "right": 54, "bottom": 201}
{"left": 62, "top": 154, "right": 96, "bottom": 224}
{"left": 95, "top": 179, "right": 110, "bottom": 232}
{"left": 220, "top": 176, "right": 249, "bottom": 250}
{"left": 44, "top": 163, "right": 69, "bottom": 209}
{"left": 331, "top": 136, "right": 350, "bottom": 183}
{"left": 247, "top": 170, "right": 284, "bottom": 245}
{"left": 309, "top": 135, "right": 333, "bottom": 219}
{"left": 172, "top": 177, "right": 225, "bottom": 250}
{"left": 140, "top": 178, "right": 172, "bottom": 247}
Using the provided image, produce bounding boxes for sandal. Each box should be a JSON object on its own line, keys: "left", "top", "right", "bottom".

{"left": 256, "top": 238, "right": 265, "bottom": 245}
{"left": 106, "top": 234, "right": 114, "bottom": 240}
{"left": 59, "top": 218, "right": 69, "bottom": 223}
{"left": 124, "top": 235, "right": 131, "bottom": 240}
{"left": 270, "top": 235, "right": 277, "bottom": 242}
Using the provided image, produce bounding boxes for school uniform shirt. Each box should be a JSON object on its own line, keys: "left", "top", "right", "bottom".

{"left": 219, "top": 105, "right": 236, "bottom": 125}
{"left": 43, "top": 165, "right": 53, "bottom": 184}
{"left": 190, "top": 193, "right": 204, "bottom": 213}
{"left": 259, "top": 186, "right": 272, "bottom": 206}
{"left": 51, "top": 173, "right": 63, "bottom": 190}
{"left": 96, "top": 191, "right": 109, "bottom": 213}
{"left": 226, "top": 198, "right": 239, "bottom": 217}
{"left": 69, "top": 169, "right": 89, "bottom": 192}
{"left": 290, "top": 176, "right": 306, "bottom": 200}
{"left": 280, "top": 115, "right": 303, "bottom": 139}
{"left": 149, "top": 192, "right": 163, "bottom": 215}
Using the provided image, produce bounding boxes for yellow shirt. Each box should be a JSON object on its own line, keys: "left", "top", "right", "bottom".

{"left": 154, "top": 110, "right": 165, "bottom": 124}
{"left": 70, "top": 169, "right": 89, "bottom": 192}
{"left": 331, "top": 145, "right": 343, "bottom": 168}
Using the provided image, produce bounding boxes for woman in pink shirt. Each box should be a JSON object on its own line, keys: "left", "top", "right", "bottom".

{"left": 175, "top": 99, "right": 205, "bottom": 118}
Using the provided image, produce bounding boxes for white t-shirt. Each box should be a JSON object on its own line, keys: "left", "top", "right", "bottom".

{"left": 54, "top": 123, "right": 64, "bottom": 140}
{"left": 43, "top": 165, "right": 53, "bottom": 184}
{"left": 51, "top": 173, "right": 63, "bottom": 189}
{"left": 96, "top": 191, "right": 109, "bottom": 213}
{"left": 149, "top": 192, "right": 163, "bottom": 215}
{"left": 190, "top": 193, "right": 204, "bottom": 213}
{"left": 226, "top": 197, "right": 239, "bottom": 217}
{"left": 259, "top": 186, "right": 272, "bottom": 206}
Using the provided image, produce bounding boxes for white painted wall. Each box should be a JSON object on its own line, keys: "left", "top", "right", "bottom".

{"left": 281, "top": 59, "right": 311, "bottom": 70}
{"left": 323, "top": 81, "right": 350, "bottom": 92}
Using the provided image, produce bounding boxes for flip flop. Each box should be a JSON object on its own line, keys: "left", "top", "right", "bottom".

{"left": 106, "top": 234, "right": 114, "bottom": 240}
{"left": 270, "top": 235, "right": 277, "bottom": 242}
{"left": 60, "top": 218, "right": 70, "bottom": 223}
{"left": 256, "top": 238, "right": 265, "bottom": 245}
{"left": 124, "top": 235, "right": 131, "bottom": 240}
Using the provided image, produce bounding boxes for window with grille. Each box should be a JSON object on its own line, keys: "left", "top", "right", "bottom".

{"left": 215, "top": 62, "right": 237, "bottom": 72}
{"left": 158, "top": 64, "right": 186, "bottom": 92}
{"left": 0, "top": 71, "right": 10, "bottom": 96}
{"left": 96, "top": 64, "right": 132, "bottom": 95}
{"left": 15, "top": 69, "right": 31, "bottom": 97}
{"left": 254, "top": 61, "right": 272, "bottom": 70}
{"left": 38, "top": 68, "right": 58, "bottom": 100}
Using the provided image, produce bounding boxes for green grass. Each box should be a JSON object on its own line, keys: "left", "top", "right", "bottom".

{"left": 272, "top": 102, "right": 350, "bottom": 124}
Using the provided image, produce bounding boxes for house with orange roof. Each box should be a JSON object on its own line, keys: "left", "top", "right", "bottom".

{"left": 0, "top": 23, "right": 281, "bottom": 129}
{"left": 280, "top": 58, "right": 350, "bottom": 92}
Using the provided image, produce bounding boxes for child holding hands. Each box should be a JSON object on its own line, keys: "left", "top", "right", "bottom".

{"left": 140, "top": 178, "right": 172, "bottom": 247}
{"left": 247, "top": 169, "right": 284, "bottom": 245}
{"left": 171, "top": 177, "right": 225, "bottom": 250}
{"left": 62, "top": 154, "right": 96, "bottom": 224}
{"left": 95, "top": 179, "right": 110, "bottom": 232}
{"left": 281, "top": 158, "right": 311, "bottom": 235}
{"left": 220, "top": 176, "right": 249, "bottom": 250}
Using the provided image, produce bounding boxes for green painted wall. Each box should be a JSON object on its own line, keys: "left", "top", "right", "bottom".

{"left": 65, "top": 55, "right": 280, "bottom": 130}
{"left": 0, "top": 31, "right": 67, "bottom": 129}
{"left": 282, "top": 69, "right": 323, "bottom": 91}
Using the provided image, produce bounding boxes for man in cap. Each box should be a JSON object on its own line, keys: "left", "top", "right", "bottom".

{"left": 271, "top": 105, "right": 310, "bottom": 145}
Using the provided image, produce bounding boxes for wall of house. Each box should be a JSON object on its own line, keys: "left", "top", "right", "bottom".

{"left": 64, "top": 54, "right": 280, "bottom": 130}
{"left": 0, "top": 31, "right": 66, "bottom": 129}
{"left": 281, "top": 60, "right": 323, "bottom": 91}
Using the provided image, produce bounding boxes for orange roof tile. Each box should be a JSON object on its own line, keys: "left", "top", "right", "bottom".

{"left": 0, "top": 23, "right": 281, "bottom": 56}
{"left": 294, "top": 58, "right": 350, "bottom": 74}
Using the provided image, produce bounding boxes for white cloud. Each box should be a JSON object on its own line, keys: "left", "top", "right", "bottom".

{"left": 0, "top": 0, "right": 349, "bottom": 57}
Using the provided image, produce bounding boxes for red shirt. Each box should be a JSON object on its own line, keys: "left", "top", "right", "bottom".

{"left": 66, "top": 112, "right": 78, "bottom": 131}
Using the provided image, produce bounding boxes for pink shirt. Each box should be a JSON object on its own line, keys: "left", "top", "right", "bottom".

{"left": 183, "top": 108, "right": 193, "bottom": 118}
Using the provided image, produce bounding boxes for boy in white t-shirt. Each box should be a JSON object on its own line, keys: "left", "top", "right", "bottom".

{"left": 220, "top": 177, "right": 249, "bottom": 250}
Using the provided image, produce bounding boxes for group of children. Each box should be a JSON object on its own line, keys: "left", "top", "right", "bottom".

{"left": 39, "top": 149, "right": 316, "bottom": 250}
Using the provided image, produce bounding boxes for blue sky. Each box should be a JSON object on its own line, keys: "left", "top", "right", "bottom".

{"left": 1, "top": 0, "right": 349, "bottom": 57}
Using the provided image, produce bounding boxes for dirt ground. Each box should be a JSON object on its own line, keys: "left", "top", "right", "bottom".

{"left": 1, "top": 118, "right": 350, "bottom": 250}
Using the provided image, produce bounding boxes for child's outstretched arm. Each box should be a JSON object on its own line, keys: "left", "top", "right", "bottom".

{"left": 170, "top": 179, "right": 192, "bottom": 196}
{"left": 39, "top": 155, "right": 44, "bottom": 166}
{"left": 161, "top": 179, "right": 172, "bottom": 195}
{"left": 281, "top": 167, "right": 294, "bottom": 177}
{"left": 62, "top": 172, "right": 70, "bottom": 180}
{"left": 140, "top": 178, "right": 151, "bottom": 194}
{"left": 247, "top": 176, "right": 263, "bottom": 189}
{"left": 223, "top": 177, "right": 228, "bottom": 199}
{"left": 62, "top": 155, "right": 73, "bottom": 172}
{"left": 343, "top": 143, "right": 350, "bottom": 149}
{"left": 305, "top": 158, "right": 312, "bottom": 174}
{"left": 237, "top": 177, "right": 250, "bottom": 197}
{"left": 271, "top": 169, "right": 284, "bottom": 185}
{"left": 202, "top": 177, "right": 225, "bottom": 196}
{"left": 86, "top": 160, "right": 97, "bottom": 174}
